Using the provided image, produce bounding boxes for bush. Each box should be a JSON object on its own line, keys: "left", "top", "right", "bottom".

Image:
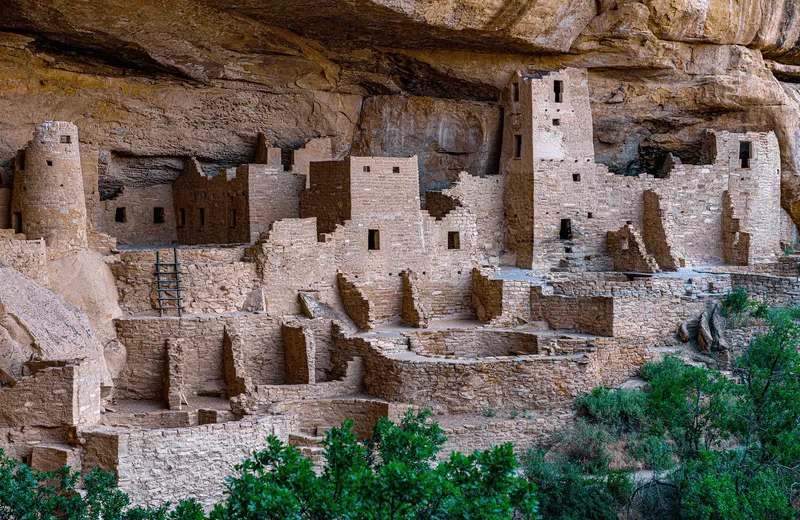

{"left": 551, "top": 419, "right": 612, "bottom": 474}
{"left": 722, "top": 287, "right": 751, "bottom": 317}
{"left": 523, "top": 450, "right": 623, "bottom": 520}
{"left": 576, "top": 386, "right": 648, "bottom": 434}
{"left": 629, "top": 434, "right": 675, "bottom": 472}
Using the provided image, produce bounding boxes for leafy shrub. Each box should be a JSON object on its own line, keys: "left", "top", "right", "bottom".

{"left": 523, "top": 450, "right": 623, "bottom": 520}
{"left": 552, "top": 419, "right": 612, "bottom": 474}
{"left": 629, "top": 434, "right": 675, "bottom": 472}
{"left": 576, "top": 386, "right": 648, "bottom": 434}
{"left": 722, "top": 287, "right": 751, "bottom": 316}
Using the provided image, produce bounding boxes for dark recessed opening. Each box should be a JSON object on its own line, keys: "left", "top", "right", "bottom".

{"left": 512, "top": 82, "right": 520, "bottom": 102}
{"left": 554, "top": 80, "right": 564, "bottom": 103}
{"left": 114, "top": 207, "right": 126, "bottom": 223}
{"left": 572, "top": 174, "right": 581, "bottom": 182}
{"left": 587, "top": 212, "right": 593, "bottom": 219}
{"left": 12, "top": 212, "right": 22, "bottom": 234}
{"left": 553, "top": 118, "right": 561, "bottom": 126}
{"left": 199, "top": 208, "right": 205, "bottom": 226}
{"left": 60, "top": 135, "right": 71, "bottom": 144}
{"left": 368, "top": 229, "right": 380, "bottom": 250}
{"left": 363, "top": 166, "right": 370, "bottom": 173}
{"left": 153, "top": 207, "right": 165, "bottom": 224}
{"left": 739, "top": 141, "right": 752, "bottom": 168}
{"left": 230, "top": 208, "right": 237, "bottom": 228}
{"left": 559, "top": 218, "right": 572, "bottom": 240}
{"left": 448, "top": 231, "right": 461, "bottom": 250}
{"left": 392, "top": 166, "right": 400, "bottom": 173}
{"left": 514, "top": 135, "right": 522, "bottom": 158}
{"left": 46, "top": 160, "right": 53, "bottom": 167}
{"left": 16, "top": 151, "right": 25, "bottom": 171}
{"left": 179, "top": 208, "right": 186, "bottom": 227}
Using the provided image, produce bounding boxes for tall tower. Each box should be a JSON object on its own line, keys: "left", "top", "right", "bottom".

{"left": 11, "top": 121, "right": 88, "bottom": 253}
{"left": 500, "top": 68, "right": 595, "bottom": 268}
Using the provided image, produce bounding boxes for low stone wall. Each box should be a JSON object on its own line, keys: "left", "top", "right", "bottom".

{"left": 0, "top": 237, "right": 48, "bottom": 284}
{"left": 731, "top": 272, "right": 800, "bottom": 306}
{"left": 361, "top": 337, "right": 654, "bottom": 414}
{"left": 115, "top": 314, "right": 283, "bottom": 400}
{"left": 406, "top": 328, "right": 540, "bottom": 358}
{"left": 0, "top": 360, "right": 100, "bottom": 428}
{"left": 438, "top": 410, "right": 576, "bottom": 459}
{"left": 82, "top": 414, "right": 293, "bottom": 509}
{"left": 273, "top": 398, "right": 391, "bottom": 439}
{"left": 548, "top": 272, "right": 730, "bottom": 298}
{"left": 401, "top": 270, "right": 473, "bottom": 328}
{"left": 472, "top": 268, "right": 535, "bottom": 326}
{"left": 530, "top": 287, "right": 614, "bottom": 337}
{"left": 253, "top": 358, "right": 364, "bottom": 405}
{"left": 110, "top": 249, "right": 258, "bottom": 315}
{"left": 612, "top": 294, "right": 705, "bottom": 345}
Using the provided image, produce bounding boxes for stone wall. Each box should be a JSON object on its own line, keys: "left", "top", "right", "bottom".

{"left": 361, "top": 337, "right": 654, "bottom": 414}
{"left": 406, "top": 328, "right": 540, "bottom": 358}
{"left": 0, "top": 188, "right": 10, "bottom": 229}
{"left": 101, "top": 184, "right": 177, "bottom": 246}
{"left": 731, "top": 272, "right": 800, "bottom": 306}
{"left": 83, "top": 415, "right": 293, "bottom": 508}
{"left": 282, "top": 321, "right": 315, "bottom": 384}
{"left": 0, "top": 235, "right": 48, "bottom": 284}
{"left": 607, "top": 224, "right": 659, "bottom": 273}
{"left": 114, "top": 313, "right": 283, "bottom": 400}
{"left": 110, "top": 248, "right": 258, "bottom": 315}
{"left": 530, "top": 287, "right": 614, "bottom": 337}
{"left": 273, "top": 398, "right": 391, "bottom": 439}
{"left": 0, "top": 360, "right": 100, "bottom": 428}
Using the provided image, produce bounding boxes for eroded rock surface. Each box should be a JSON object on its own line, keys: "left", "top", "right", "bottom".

{"left": 3, "top": 0, "right": 800, "bottom": 226}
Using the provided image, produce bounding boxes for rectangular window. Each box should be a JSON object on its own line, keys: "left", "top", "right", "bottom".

{"left": 559, "top": 218, "right": 572, "bottom": 240}
{"left": 363, "top": 166, "right": 371, "bottom": 173}
{"left": 739, "top": 141, "right": 752, "bottom": 168}
{"left": 620, "top": 238, "right": 629, "bottom": 250}
{"left": 587, "top": 212, "right": 593, "bottom": 219}
{"left": 153, "top": 207, "right": 165, "bottom": 224}
{"left": 16, "top": 151, "right": 25, "bottom": 171}
{"left": 179, "top": 208, "right": 186, "bottom": 227}
{"left": 60, "top": 135, "right": 71, "bottom": 144}
{"left": 554, "top": 80, "right": 564, "bottom": 103}
{"left": 572, "top": 174, "right": 581, "bottom": 182}
{"left": 46, "top": 160, "right": 53, "bottom": 167}
{"left": 114, "top": 207, "right": 127, "bottom": 223}
{"left": 392, "top": 166, "right": 400, "bottom": 173}
{"left": 368, "top": 229, "right": 380, "bottom": 251}
{"left": 199, "top": 208, "right": 205, "bottom": 226}
{"left": 448, "top": 231, "right": 461, "bottom": 250}
{"left": 513, "top": 135, "right": 522, "bottom": 158}
{"left": 512, "top": 82, "right": 520, "bottom": 102}
{"left": 12, "top": 212, "right": 22, "bottom": 234}
{"left": 230, "top": 208, "right": 237, "bottom": 228}
{"left": 553, "top": 118, "right": 561, "bottom": 126}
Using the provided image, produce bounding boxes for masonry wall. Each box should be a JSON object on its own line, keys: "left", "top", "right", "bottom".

{"left": 114, "top": 313, "right": 284, "bottom": 400}
{"left": 273, "top": 398, "right": 389, "bottom": 439}
{"left": 243, "top": 165, "right": 306, "bottom": 241}
{"left": 101, "top": 185, "right": 177, "bottom": 246}
{"left": 361, "top": 337, "right": 655, "bottom": 414}
{"left": 0, "top": 235, "right": 48, "bottom": 284}
{"left": 0, "top": 188, "right": 10, "bottom": 229}
{"left": 173, "top": 159, "right": 229, "bottom": 245}
{"left": 406, "top": 328, "right": 540, "bottom": 358}
{"left": 731, "top": 272, "right": 800, "bottom": 306}
{"left": 11, "top": 121, "right": 88, "bottom": 254}
{"left": 0, "top": 361, "right": 100, "bottom": 428}
{"left": 110, "top": 248, "right": 257, "bottom": 315}
{"left": 84, "top": 415, "right": 293, "bottom": 508}
{"left": 530, "top": 288, "right": 614, "bottom": 336}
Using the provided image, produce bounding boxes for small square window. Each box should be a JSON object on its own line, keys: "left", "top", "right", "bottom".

{"left": 572, "top": 174, "right": 581, "bottom": 182}
{"left": 553, "top": 118, "right": 561, "bottom": 126}
{"left": 46, "top": 160, "right": 53, "bottom": 167}
{"left": 448, "top": 231, "right": 461, "bottom": 250}
{"left": 368, "top": 229, "right": 380, "bottom": 251}
{"left": 392, "top": 166, "right": 400, "bottom": 173}
{"left": 115, "top": 207, "right": 127, "bottom": 223}
{"left": 60, "top": 135, "right": 71, "bottom": 144}
{"left": 587, "top": 212, "right": 593, "bottom": 219}
{"left": 363, "top": 166, "right": 371, "bottom": 173}
{"left": 153, "top": 207, "right": 165, "bottom": 224}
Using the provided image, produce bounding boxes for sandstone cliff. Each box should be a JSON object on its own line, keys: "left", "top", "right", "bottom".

{"left": 3, "top": 0, "right": 800, "bottom": 224}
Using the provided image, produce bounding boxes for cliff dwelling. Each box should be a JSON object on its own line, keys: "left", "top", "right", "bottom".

{"left": 2, "top": 43, "right": 800, "bottom": 510}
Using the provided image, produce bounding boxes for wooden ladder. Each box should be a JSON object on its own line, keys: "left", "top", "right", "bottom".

{"left": 154, "top": 247, "right": 184, "bottom": 317}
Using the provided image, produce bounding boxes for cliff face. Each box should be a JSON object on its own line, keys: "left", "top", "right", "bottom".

{"left": 3, "top": 0, "right": 800, "bottom": 222}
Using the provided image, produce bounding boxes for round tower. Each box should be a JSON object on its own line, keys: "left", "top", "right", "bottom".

{"left": 11, "top": 121, "right": 88, "bottom": 253}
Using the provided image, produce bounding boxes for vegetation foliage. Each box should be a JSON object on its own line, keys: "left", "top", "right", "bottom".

{"left": 0, "top": 410, "right": 538, "bottom": 520}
